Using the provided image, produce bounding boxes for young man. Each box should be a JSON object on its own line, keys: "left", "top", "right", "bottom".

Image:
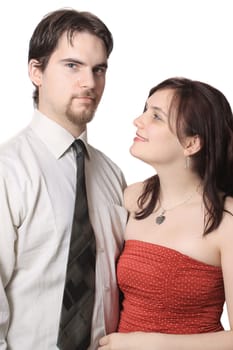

{"left": 0, "top": 9, "right": 127, "bottom": 350}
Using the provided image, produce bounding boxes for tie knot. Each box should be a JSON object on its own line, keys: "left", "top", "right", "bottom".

{"left": 73, "top": 139, "right": 86, "bottom": 156}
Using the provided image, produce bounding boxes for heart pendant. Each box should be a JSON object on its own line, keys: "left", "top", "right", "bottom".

{"left": 155, "top": 215, "right": 166, "bottom": 225}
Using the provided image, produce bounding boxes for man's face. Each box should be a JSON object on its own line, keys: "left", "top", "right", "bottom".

{"left": 29, "top": 31, "right": 108, "bottom": 136}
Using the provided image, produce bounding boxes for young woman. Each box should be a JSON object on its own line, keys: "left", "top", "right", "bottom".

{"left": 99, "top": 77, "right": 233, "bottom": 349}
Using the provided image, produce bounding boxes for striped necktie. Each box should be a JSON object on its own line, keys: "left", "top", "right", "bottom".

{"left": 57, "top": 139, "right": 96, "bottom": 350}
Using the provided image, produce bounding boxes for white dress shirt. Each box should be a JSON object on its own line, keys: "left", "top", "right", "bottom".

{"left": 0, "top": 110, "right": 127, "bottom": 350}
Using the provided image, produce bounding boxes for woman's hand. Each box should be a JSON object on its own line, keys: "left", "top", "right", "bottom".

{"left": 98, "top": 332, "right": 145, "bottom": 350}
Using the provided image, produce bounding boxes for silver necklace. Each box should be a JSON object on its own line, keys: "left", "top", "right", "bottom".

{"left": 155, "top": 187, "right": 198, "bottom": 225}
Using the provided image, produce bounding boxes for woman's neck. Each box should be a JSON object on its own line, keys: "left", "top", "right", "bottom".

{"left": 158, "top": 172, "right": 202, "bottom": 208}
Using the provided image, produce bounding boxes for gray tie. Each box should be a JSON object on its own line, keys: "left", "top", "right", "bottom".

{"left": 57, "top": 139, "right": 96, "bottom": 350}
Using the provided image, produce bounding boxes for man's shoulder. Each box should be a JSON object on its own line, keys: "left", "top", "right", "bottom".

{"left": 0, "top": 127, "right": 33, "bottom": 173}
{"left": 0, "top": 127, "right": 29, "bottom": 154}
{"left": 87, "top": 144, "right": 126, "bottom": 190}
{"left": 88, "top": 144, "right": 123, "bottom": 172}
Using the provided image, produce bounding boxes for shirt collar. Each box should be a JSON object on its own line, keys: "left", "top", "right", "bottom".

{"left": 29, "top": 110, "right": 90, "bottom": 159}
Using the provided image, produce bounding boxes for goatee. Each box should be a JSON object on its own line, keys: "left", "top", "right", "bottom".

{"left": 66, "top": 94, "right": 97, "bottom": 126}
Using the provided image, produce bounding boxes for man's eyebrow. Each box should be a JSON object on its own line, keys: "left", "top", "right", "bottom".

{"left": 60, "top": 58, "right": 108, "bottom": 69}
{"left": 95, "top": 62, "right": 108, "bottom": 69}
{"left": 60, "top": 58, "right": 84, "bottom": 65}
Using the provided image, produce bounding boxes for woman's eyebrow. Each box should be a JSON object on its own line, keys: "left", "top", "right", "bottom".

{"left": 146, "top": 104, "right": 168, "bottom": 117}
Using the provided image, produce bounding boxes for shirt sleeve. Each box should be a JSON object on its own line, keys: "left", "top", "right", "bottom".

{"left": 0, "top": 175, "right": 18, "bottom": 348}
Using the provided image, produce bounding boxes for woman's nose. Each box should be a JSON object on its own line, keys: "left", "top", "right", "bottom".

{"left": 133, "top": 113, "right": 145, "bottom": 128}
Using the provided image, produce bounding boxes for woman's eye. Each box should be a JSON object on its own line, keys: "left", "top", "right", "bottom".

{"left": 153, "top": 114, "right": 161, "bottom": 120}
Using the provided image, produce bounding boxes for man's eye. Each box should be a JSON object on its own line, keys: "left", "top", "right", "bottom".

{"left": 66, "top": 63, "right": 77, "bottom": 69}
{"left": 94, "top": 67, "right": 106, "bottom": 75}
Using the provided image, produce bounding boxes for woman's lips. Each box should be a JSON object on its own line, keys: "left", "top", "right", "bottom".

{"left": 133, "top": 133, "right": 149, "bottom": 142}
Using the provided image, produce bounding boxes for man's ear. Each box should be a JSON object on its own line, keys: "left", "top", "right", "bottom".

{"left": 183, "top": 135, "right": 202, "bottom": 156}
{"left": 28, "top": 59, "right": 42, "bottom": 86}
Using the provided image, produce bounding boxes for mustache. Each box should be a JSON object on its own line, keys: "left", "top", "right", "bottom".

{"left": 72, "top": 90, "right": 96, "bottom": 100}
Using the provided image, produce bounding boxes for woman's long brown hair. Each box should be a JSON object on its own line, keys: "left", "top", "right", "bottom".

{"left": 135, "top": 77, "right": 233, "bottom": 235}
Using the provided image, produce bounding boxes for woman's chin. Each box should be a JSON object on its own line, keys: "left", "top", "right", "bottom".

{"left": 129, "top": 146, "right": 143, "bottom": 161}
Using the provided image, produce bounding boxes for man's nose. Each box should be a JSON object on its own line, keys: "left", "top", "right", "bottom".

{"left": 78, "top": 69, "right": 95, "bottom": 89}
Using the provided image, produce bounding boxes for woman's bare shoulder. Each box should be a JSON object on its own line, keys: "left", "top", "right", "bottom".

{"left": 224, "top": 196, "right": 233, "bottom": 211}
{"left": 124, "top": 181, "right": 145, "bottom": 212}
{"left": 218, "top": 196, "right": 233, "bottom": 243}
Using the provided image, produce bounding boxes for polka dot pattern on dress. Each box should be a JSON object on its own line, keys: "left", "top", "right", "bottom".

{"left": 117, "top": 240, "right": 224, "bottom": 334}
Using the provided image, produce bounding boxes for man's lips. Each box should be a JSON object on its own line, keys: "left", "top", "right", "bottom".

{"left": 72, "top": 95, "right": 96, "bottom": 105}
{"left": 78, "top": 96, "right": 95, "bottom": 100}
{"left": 72, "top": 93, "right": 96, "bottom": 100}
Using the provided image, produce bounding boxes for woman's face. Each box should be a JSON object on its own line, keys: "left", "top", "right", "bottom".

{"left": 130, "top": 88, "right": 186, "bottom": 168}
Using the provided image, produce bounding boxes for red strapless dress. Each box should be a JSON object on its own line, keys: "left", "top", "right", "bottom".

{"left": 117, "top": 240, "right": 224, "bottom": 334}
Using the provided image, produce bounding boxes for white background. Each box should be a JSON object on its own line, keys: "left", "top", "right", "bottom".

{"left": 0, "top": 0, "right": 231, "bottom": 328}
